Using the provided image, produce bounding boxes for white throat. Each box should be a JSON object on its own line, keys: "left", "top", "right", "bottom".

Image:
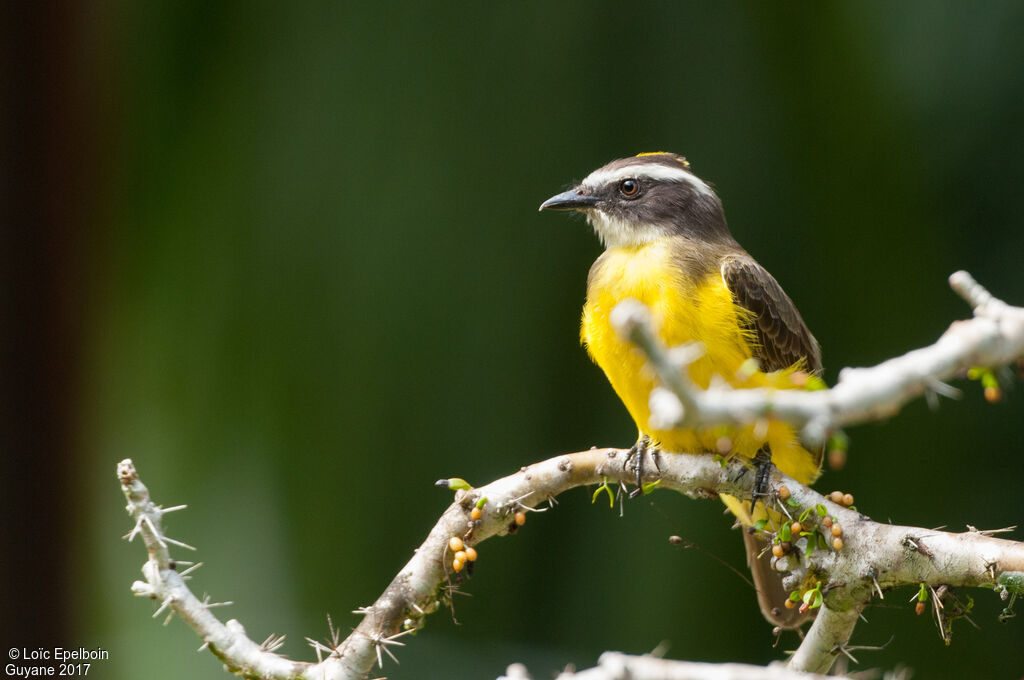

{"left": 587, "top": 210, "right": 665, "bottom": 249}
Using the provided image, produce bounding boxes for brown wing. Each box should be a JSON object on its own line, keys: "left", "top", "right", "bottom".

{"left": 723, "top": 255, "right": 823, "bottom": 629}
{"left": 721, "top": 255, "right": 821, "bottom": 374}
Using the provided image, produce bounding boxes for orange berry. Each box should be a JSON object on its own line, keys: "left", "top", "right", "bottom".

{"left": 790, "top": 521, "right": 803, "bottom": 535}
{"left": 827, "top": 447, "right": 847, "bottom": 470}
{"left": 454, "top": 550, "right": 467, "bottom": 562}
{"left": 452, "top": 557, "right": 465, "bottom": 572}
{"left": 514, "top": 511, "right": 526, "bottom": 526}
{"left": 449, "top": 536, "right": 464, "bottom": 552}
{"left": 830, "top": 491, "right": 844, "bottom": 505}
{"left": 831, "top": 524, "right": 842, "bottom": 537}
{"left": 822, "top": 516, "right": 833, "bottom": 528}
{"left": 470, "top": 507, "right": 482, "bottom": 521}
{"left": 464, "top": 546, "right": 478, "bottom": 561}
{"left": 842, "top": 493, "right": 854, "bottom": 507}
{"left": 772, "top": 543, "right": 785, "bottom": 558}
{"left": 798, "top": 602, "right": 810, "bottom": 614}
{"left": 832, "top": 537, "right": 844, "bottom": 550}
{"left": 915, "top": 601, "right": 926, "bottom": 615}
{"left": 778, "top": 485, "right": 791, "bottom": 501}
{"left": 985, "top": 386, "right": 1002, "bottom": 403}
{"left": 784, "top": 598, "right": 797, "bottom": 609}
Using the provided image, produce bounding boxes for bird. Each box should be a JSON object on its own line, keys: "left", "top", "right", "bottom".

{"left": 539, "top": 152, "right": 823, "bottom": 628}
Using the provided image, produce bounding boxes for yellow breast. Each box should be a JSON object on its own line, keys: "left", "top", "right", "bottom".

{"left": 581, "top": 241, "right": 819, "bottom": 484}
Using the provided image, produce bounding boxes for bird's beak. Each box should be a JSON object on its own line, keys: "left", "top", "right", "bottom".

{"left": 538, "top": 188, "right": 599, "bottom": 212}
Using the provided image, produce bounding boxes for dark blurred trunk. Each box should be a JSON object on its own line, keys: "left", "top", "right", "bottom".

{"left": 0, "top": 2, "right": 101, "bottom": 644}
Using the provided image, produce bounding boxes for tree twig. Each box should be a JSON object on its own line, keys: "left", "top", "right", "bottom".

{"left": 614, "top": 270, "right": 1024, "bottom": 444}
{"left": 543, "top": 652, "right": 842, "bottom": 679}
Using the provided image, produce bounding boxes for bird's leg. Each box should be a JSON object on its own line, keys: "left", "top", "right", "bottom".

{"left": 624, "top": 434, "right": 657, "bottom": 498}
{"left": 752, "top": 447, "right": 774, "bottom": 506}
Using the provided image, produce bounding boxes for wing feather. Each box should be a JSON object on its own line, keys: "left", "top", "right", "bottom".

{"left": 721, "top": 256, "right": 821, "bottom": 374}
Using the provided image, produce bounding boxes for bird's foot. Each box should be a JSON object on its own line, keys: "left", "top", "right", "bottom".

{"left": 624, "top": 435, "right": 660, "bottom": 498}
{"left": 752, "top": 448, "right": 774, "bottom": 506}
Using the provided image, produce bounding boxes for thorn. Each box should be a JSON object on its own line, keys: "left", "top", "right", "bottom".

{"left": 923, "top": 376, "right": 962, "bottom": 400}
{"left": 903, "top": 535, "right": 934, "bottom": 559}
{"left": 327, "top": 613, "right": 342, "bottom": 647}
{"left": 141, "top": 516, "right": 166, "bottom": 548}
{"left": 197, "top": 641, "right": 209, "bottom": 653}
{"left": 364, "top": 629, "right": 414, "bottom": 668}
{"left": 162, "top": 535, "right": 198, "bottom": 551}
{"left": 153, "top": 596, "right": 174, "bottom": 619}
{"left": 967, "top": 524, "right": 1017, "bottom": 536}
{"left": 260, "top": 633, "right": 287, "bottom": 653}
{"left": 178, "top": 562, "right": 204, "bottom": 577}
{"left": 123, "top": 517, "right": 145, "bottom": 542}
{"left": 306, "top": 637, "right": 334, "bottom": 662}
{"left": 161, "top": 504, "right": 188, "bottom": 514}
{"left": 201, "top": 594, "right": 233, "bottom": 609}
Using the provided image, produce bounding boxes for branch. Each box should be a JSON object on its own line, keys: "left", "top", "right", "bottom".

{"left": 614, "top": 270, "right": 1024, "bottom": 444}
{"left": 119, "top": 448, "right": 1024, "bottom": 678}
{"left": 517, "top": 652, "right": 841, "bottom": 680}
{"left": 117, "top": 272, "right": 1024, "bottom": 678}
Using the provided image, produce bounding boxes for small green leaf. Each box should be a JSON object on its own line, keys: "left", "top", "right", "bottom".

{"left": 592, "top": 478, "right": 614, "bottom": 508}
{"left": 827, "top": 431, "right": 849, "bottom": 451}
{"left": 815, "top": 504, "right": 828, "bottom": 518}
{"left": 786, "top": 497, "right": 801, "bottom": 508}
{"left": 475, "top": 496, "right": 488, "bottom": 509}
{"left": 917, "top": 583, "right": 929, "bottom": 603}
{"left": 997, "top": 571, "right": 1024, "bottom": 594}
{"left": 641, "top": 479, "right": 662, "bottom": 495}
{"left": 779, "top": 523, "right": 792, "bottom": 542}
{"left": 438, "top": 477, "right": 471, "bottom": 491}
{"left": 799, "top": 507, "right": 813, "bottom": 522}
{"left": 753, "top": 519, "right": 769, "bottom": 532}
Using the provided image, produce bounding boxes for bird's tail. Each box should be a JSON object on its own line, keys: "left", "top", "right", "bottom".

{"left": 721, "top": 494, "right": 813, "bottom": 629}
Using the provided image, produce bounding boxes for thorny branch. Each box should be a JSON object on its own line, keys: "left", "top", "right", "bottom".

{"left": 616, "top": 271, "right": 1024, "bottom": 444}
{"left": 117, "top": 271, "right": 1024, "bottom": 679}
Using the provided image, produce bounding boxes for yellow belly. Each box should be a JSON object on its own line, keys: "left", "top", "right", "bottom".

{"left": 582, "top": 241, "right": 819, "bottom": 485}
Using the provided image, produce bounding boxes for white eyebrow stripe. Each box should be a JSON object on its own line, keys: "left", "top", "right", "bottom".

{"left": 583, "top": 163, "right": 713, "bottom": 196}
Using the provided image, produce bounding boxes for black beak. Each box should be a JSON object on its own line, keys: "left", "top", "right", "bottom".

{"left": 538, "top": 188, "right": 599, "bottom": 212}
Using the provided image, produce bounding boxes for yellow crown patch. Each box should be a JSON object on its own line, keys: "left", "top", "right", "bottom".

{"left": 635, "top": 151, "right": 690, "bottom": 168}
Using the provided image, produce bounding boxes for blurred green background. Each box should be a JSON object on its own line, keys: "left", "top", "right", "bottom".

{"left": 4, "top": 2, "right": 1024, "bottom": 678}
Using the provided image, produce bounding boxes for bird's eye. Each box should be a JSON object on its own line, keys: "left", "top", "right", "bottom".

{"left": 619, "top": 178, "right": 641, "bottom": 198}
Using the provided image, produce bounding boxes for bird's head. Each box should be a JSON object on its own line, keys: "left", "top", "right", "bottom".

{"left": 539, "top": 152, "right": 730, "bottom": 248}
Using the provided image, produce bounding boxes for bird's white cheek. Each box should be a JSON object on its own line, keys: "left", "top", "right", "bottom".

{"left": 587, "top": 210, "right": 661, "bottom": 249}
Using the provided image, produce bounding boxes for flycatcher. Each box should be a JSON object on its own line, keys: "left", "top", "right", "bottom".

{"left": 540, "top": 152, "right": 822, "bottom": 628}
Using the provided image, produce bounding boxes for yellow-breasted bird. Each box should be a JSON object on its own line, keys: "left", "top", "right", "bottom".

{"left": 539, "top": 152, "right": 822, "bottom": 628}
